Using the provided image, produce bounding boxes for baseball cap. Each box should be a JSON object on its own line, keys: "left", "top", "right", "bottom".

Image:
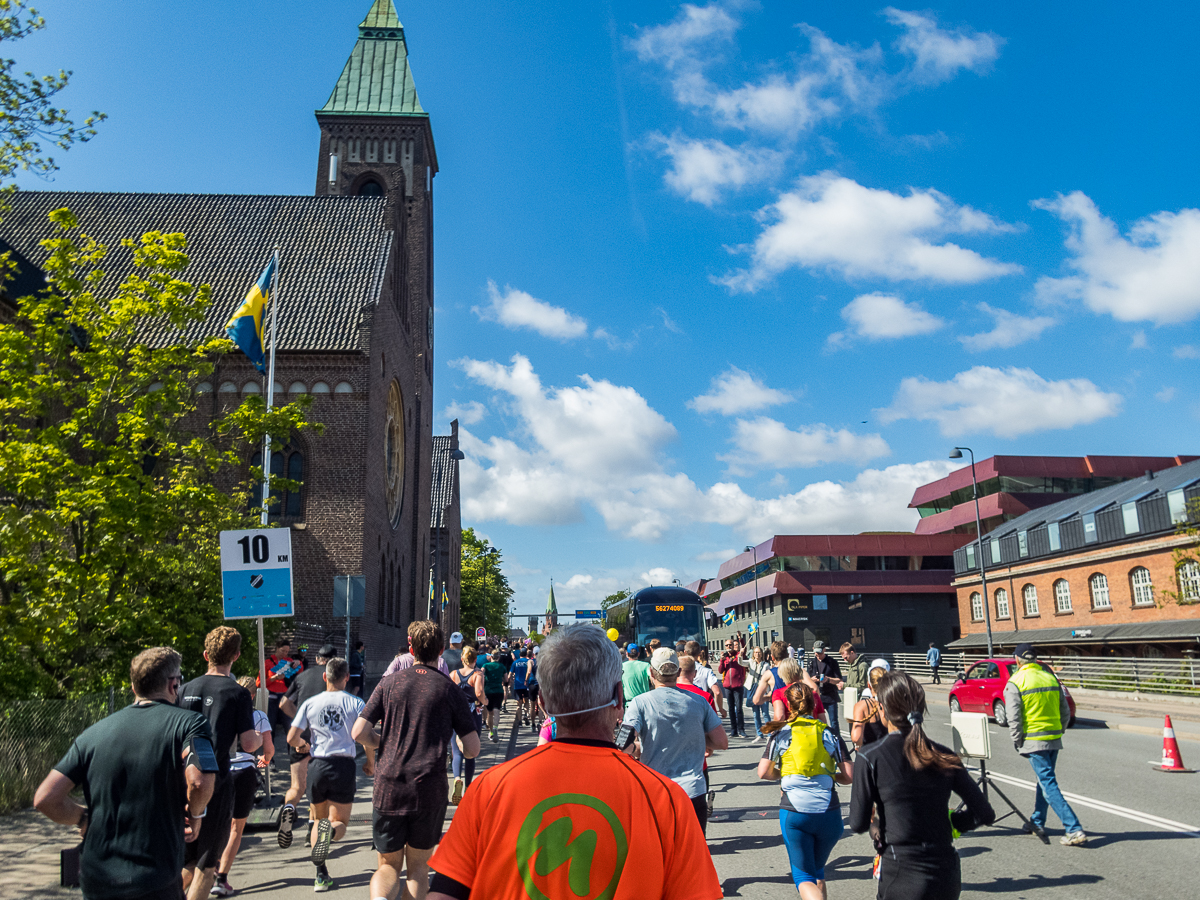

{"left": 316, "top": 644, "right": 337, "bottom": 659}
{"left": 626, "top": 642, "right": 641, "bottom": 655}
{"left": 1015, "top": 642, "right": 1037, "bottom": 661}
{"left": 650, "top": 647, "right": 680, "bottom": 676}
{"left": 450, "top": 631, "right": 463, "bottom": 644}
{"left": 812, "top": 640, "right": 826, "bottom": 653}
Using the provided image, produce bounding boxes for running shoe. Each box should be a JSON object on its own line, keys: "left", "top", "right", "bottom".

{"left": 706, "top": 791, "right": 715, "bottom": 817}
{"left": 490, "top": 730, "right": 498, "bottom": 742}
{"left": 210, "top": 877, "right": 235, "bottom": 896}
{"left": 1061, "top": 831, "right": 1087, "bottom": 846}
{"left": 450, "top": 776, "right": 465, "bottom": 805}
{"left": 278, "top": 804, "right": 296, "bottom": 849}
{"left": 311, "top": 819, "right": 333, "bottom": 866}
{"left": 313, "top": 867, "right": 334, "bottom": 893}
{"left": 1021, "top": 821, "right": 1047, "bottom": 839}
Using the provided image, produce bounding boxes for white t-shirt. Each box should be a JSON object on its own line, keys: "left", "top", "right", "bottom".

{"left": 230, "top": 709, "right": 272, "bottom": 771}
{"left": 693, "top": 665, "right": 722, "bottom": 698}
{"left": 292, "top": 690, "right": 366, "bottom": 759}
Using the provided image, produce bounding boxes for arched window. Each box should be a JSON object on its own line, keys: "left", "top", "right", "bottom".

{"left": 378, "top": 556, "right": 386, "bottom": 624}
{"left": 241, "top": 381, "right": 260, "bottom": 395}
{"left": 218, "top": 381, "right": 237, "bottom": 393}
{"left": 250, "top": 445, "right": 305, "bottom": 520}
{"left": 1177, "top": 560, "right": 1200, "bottom": 603}
{"left": 195, "top": 382, "right": 213, "bottom": 393}
{"left": 1089, "top": 573, "right": 1111, "bottom": 610}
{"left": 311, "top": 382, "right": 331, "bottom": 394}
{"left": 1053, "top": 579, "right": 1072, "bottom": 613}
{"left": 1131, "top": 567, "right": 1154, "bottom": 606}
{"left": 970, "top": 592, "right": 983, "bottom": 621}
{"left": 995, "top": 588, "right": 1010, "bottom": 619}
{"left": 288, "top": 382, "right": 307, "bottom": 394}
{"left": 358, "top": 179, "right": 384, "bottom": 197}
{"left": 334, "top": 381, "right": 353, "bottom": 394}
{"left": 1023, "top": 584, "right": 1039, "bottom": 617}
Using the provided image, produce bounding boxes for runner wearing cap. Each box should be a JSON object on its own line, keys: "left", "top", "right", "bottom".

{"left": 621, "top": 647, "right": 728, "bottom": 834}
{"left": 442, "top": 632, "right": 465, "bottom": 673}
{"left": 806, "top": 641, "right": 844, "bottom": 738}
{"left": 621, "top": 643, "right": 651, "bottom": 708}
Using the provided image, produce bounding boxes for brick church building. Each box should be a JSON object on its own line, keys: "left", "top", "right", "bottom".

{"left": 0, "top": 0, "right": 460, "bottom": 676}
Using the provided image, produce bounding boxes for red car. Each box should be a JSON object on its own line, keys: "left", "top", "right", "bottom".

{"left": 948, "top": 658, "right": 1076, "bottom": 728}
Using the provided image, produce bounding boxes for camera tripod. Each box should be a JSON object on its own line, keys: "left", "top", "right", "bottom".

{"left": 959, "top": 759, "right": 1049, "bottom": 844}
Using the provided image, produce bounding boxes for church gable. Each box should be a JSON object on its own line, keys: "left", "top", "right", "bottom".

{"left": 0, "top": 191, "right": 394, "bottom": 353}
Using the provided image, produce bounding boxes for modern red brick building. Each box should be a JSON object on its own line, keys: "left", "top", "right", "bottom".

{"left": 951, "top": 459, "right": 1200, "bottom": 657}
{"left": 0, "top": 1, "right": 451, "bottom": 676}
{"left": 910, "top": 455, "right": 1195, "bottom": 536}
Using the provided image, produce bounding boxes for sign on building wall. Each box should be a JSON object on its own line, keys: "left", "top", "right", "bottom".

{"left": 220, "top": 528, "right": 294, "bottom": 619}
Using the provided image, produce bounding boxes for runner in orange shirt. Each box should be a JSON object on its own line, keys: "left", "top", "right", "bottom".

{"left": 429, "top": 624, "right": 722, "bottom": 900}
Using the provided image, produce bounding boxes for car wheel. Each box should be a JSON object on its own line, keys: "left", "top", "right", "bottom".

{"left": 1067, "top": 714, "right": 1076, "bottom": 729}
{"left": 949, "top": 696, "right": 961, "bottom": 714}
{"left": 993, "top": 699, "right": 1008, "bottom": 727}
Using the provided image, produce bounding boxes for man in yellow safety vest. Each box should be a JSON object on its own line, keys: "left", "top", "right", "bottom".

{"left": 1003, "top": 643, "right": 1086, "bottom": 846}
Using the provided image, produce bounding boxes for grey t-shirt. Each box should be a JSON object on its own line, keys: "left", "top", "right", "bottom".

{"left": 621, "top": 686, "right": 720, "bottom": 799}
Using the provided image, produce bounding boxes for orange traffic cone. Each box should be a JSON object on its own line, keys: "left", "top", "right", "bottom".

{"left": 1153, "top": 715, "right": 1194, "bottom": 773}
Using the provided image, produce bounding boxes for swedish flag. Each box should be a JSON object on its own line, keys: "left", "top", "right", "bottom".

{"left": 721, "top": 610, "right": 735, "bottom": 626}
{"left": 441, "top": 583, "right": 449, "bottom": 611}
{"left": 748, "top": 621, "right": 759, "bottom": 634}
{"left": 224, "top": 255, "right": 276, "bottom": 372}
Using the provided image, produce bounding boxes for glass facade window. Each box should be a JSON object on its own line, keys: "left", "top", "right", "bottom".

{"left": 1122, "top": 501, "right": 1140, "bottom": 535}
{"left": 1018, "top": 530, "right": 1028, "bottom": 557}
{"left": 1178, "top": 560, "right": 1200, "bottom": 603}
{"left": 970, "top": 592, "right": 983, "bottom": 621}
{"left": 990, "top": 541, "right": 1001, "bottom": 564}
{"left": 1082, "top": 513, "right": 1097, "bottom": 544}
{"left": 965, "top": 544, "right": 976, "bottom": 568}
{"left": 1089, "top": 573, "right": 1110, "bottom": 610}
{"left": 1048, "top": 522, "right": 1061, "bottom": 551}
{"left": 1131, "top": 567, "right": 1154, "bottom": 606}
{"left": 902, "top": 627, "right": 916, "bottom": 647}
{"left": 1023, "top": 584, "right": 1039, "bottom": 617}
{"left": 995, "top": 588, "right": 1010, "bottom": 619}
{"left": 850, "top": 627, "right": 865, "bottom": 646}
{"left": 1168, "top": 489, "right": 1189, "bottom": 524}
{"left": 1054, "top": 579, "right": 1072, "bottom": 613}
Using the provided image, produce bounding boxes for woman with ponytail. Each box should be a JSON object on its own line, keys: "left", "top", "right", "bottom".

{"left": 757, "top": 682, "right": 852, "bottom": 900}
{"left": 848, "top": 672, "right": 995, "bottom": 899}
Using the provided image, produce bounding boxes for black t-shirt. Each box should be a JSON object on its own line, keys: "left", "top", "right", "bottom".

{"left": 807, "top": 655, "right": 843, "bottom": 705}
{"left": 442, "top": 647, "right": 463, "bottom": 673}
{"left": 178, "top": 673, "right": 255, "bottom": 775}
{"left": 361, "top": 663, "right": 475, "bottom": 815}
{"left": 55, "top": 701, "right": 217, "bottom": 899}
{"left": 498, "top": 649, "right": 513, "bottom": 670}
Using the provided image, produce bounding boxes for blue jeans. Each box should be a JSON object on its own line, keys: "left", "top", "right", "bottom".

{"left": 824, "top": 701, "right": 840, "bottom": 738}
{"left": 1026, "top": 750, "right": 1081, "bottom": 833}
{"left": 779, "top": 806, "right": 844, "bottom": 885}
{"left": 752, "top": 702, "right": 769, "bottom": 738}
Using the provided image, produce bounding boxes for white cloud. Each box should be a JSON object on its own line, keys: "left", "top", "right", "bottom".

{"left": 722, "top": 417, "right": 890, "bottom": 472}
{"left": 722, "top": 173, "right": 1020, "bottom": 291}
{"left": 653, "top": 133, "right": 783, "bottom": 205}
{"left": 828, "top": 292, "right": 945, "bottom": 347}
{"left": 443, "top": 400, "right": 486, "bottom": 425}
{"left": 884, "top": 8, "right": 1002, "bottom": 83}
{"left": 957, "top": 303, "right": 1055, "bottom": 351}
{"left": 629, "top": 3, "right": 738, "bottom": 71}
{"left": 562, "top": 574, "right": 594, "bottom": 589}
{"left": 1156, "top": 387, "right": 1176, "bottom": 403}
{"left": 693, "top": 548, "right": 737, "bottom": 562}
{"left": 640, "top": 567, "right": 676, "bottom": 586}
{"left": 1175, "top": 345, "right": 1200, "bottom": 359}
{"left": 473, "top": 281, "right": 589, "bottom": 340}
{"left": 1035, "top": 192, "right": 1200, "bottom": 325}
{"left": 1130, "top": 330, "right": 1149, "bottom": 350}
{"left": 688, "top": 366, "right": 792, "bottom": 416}
{"left": 878, "top": 366, "right": 1123, "bottom": 437}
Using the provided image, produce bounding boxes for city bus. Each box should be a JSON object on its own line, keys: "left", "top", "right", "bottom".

{"left": 626, "top": 585, "right": 715, "bottom": 651}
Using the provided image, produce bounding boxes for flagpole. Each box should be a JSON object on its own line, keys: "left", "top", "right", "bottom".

{"left": 255, "top": 246, "right": 282, "bottom": 715}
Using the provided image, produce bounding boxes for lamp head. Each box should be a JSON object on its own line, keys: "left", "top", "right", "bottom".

{"left": 744, "top": 545, "right": 754, "bottom": 552}
{"left": 948, "top": 448, "right": 964, "bottom": 459}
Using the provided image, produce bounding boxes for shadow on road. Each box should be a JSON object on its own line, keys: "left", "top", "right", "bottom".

{"left": 1082, "top": 830, "right": 1200, "bottom": 847}
{"left": 962, "top": 873, "right": 1104, "bottom": 893}
{"left": 825, "top": 852, "right": 876, "bottom": 879}
{"left": 707, "top": 833, "right": 783, "bottom": 855}
{"left": 235, "top": 872, "right": 374, "bottom": 894}
{"left": 721, "top": 873, "right": 796, "bottom": 895}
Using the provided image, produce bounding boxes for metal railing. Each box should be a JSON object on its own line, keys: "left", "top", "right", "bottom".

{"left": 881, "top": 652, "right": 1200, "bottom": 698}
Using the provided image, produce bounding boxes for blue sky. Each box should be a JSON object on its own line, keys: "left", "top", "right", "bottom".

{"left": 18, "top": 1, "right": 1200, "bottom": 615}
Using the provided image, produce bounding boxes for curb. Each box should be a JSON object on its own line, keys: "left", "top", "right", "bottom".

{"left": 1116, "top": 723, "right": 1200, "bottom": 743}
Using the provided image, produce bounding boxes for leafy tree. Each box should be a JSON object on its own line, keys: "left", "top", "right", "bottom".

{"left": 601, "top": 588, "right": 632, "bottom": 630}
{"left": 1158, "top": 498, "right": 1200, "bottom": 607}
{"left": 0, "top": 1, "right": 104, "bottom": 183}
{"left": 459, "top": 528, "right": 512, "bottom": 642}
{"left": 0, "top": 210, "right": 313, "bottom": 698}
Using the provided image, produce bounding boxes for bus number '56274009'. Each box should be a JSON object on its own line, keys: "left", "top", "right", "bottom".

{"left": 655, "top": 605, "right": 685, "bottom": 612}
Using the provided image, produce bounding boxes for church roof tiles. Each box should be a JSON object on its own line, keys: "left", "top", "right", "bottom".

{"left": 0, "top": 190, "right": 392, "bottom": 353}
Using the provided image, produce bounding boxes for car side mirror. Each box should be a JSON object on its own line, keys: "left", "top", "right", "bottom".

{"left": 954, "top": 671, "right": 966, "bottom": 684}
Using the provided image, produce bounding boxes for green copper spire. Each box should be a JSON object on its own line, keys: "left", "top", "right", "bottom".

{"left": 546, "top": 583, "right": 558, "bottom": 616}
{"left": 319, "top": 0, "right": 426, "bottom": 117}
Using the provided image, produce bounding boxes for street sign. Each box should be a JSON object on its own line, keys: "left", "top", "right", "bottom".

{"left": 574, "top": 609, "right": 603, "bottom": 619}
{"left": 332, "top": 576, "right": 366, "bottom": 617}
{"left": 476, "top": 627, "right": 487, "bottom": 640}
{"left": 220, "top": 528, "right": 294, "bottom": 619}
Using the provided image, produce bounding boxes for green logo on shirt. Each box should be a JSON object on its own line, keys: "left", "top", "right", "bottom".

{"left": 516, "top": 793, "right": 628, "bottom": 900}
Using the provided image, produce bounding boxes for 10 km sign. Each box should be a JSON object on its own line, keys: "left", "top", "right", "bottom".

{"left": 219, "top": 528, "right": 294, "bottom": 619}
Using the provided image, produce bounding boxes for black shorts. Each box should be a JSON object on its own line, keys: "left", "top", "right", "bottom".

{"left": 514, "top": 687, "right": 529, "bottom": 700}
{"left": 230, "top": 766, "right": 259, "bottom": 819}
{"left": 485, "top": 692, "right": 504, "bottom": 711}
{"left": 308, "top": 756, "right": 357, "bottom": 805}
{"left": 184, "top": 773, "right": 234, "bottom": 870}
{"left": 289, "top": 739, "right": 311, "bottom": 766}
{"left": 348, "top": 674, "right": 364, "bottom": 693}
{"left": 372, "top": 800, "right": 447, "bottom": 853}
{"left": 527, "top": 684, "right": 539, "bottom": 701}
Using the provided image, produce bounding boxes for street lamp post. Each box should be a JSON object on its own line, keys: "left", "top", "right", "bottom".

{"left": 949, "top": 447, "right": 994, "bottom": 657}
{"left": 745, "top": 545, "right": 761, "bottom": 648}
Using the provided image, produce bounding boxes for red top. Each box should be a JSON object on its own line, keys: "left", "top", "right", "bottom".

{"left": 718, "top": 653, "right": 747, "bottom": 689}
{"left": 772, "top": 687, "right": 825, "bottom": 717}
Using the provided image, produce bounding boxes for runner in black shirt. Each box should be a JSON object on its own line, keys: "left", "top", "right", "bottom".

{"left": 277, "top": 644, "right": 335, "bottom": 848}
{"left": 178, "top": 627, "right": 259, "bottom": 900}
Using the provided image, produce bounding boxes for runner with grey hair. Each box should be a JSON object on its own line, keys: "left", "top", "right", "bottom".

{"left": 427, "top": 623, "right": 722, "bottom": 900}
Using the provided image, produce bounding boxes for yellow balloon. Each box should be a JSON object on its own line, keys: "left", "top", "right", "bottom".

{"left": 606, "top": 627, "right": 620, "bottom": 642}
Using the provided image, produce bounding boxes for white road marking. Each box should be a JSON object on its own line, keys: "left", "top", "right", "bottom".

{"left": 967, "top": 766, "right": 1200, "bottom": 835}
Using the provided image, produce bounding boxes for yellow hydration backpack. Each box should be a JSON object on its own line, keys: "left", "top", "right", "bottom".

{"left": 780, "top": 716, "right": 837, "bottom": 777}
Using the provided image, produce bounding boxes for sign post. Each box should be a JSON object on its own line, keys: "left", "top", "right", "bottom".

{"left": 333, "top": 576, "right": 365, "bottom": 663}
{"left": 476, "top": 627, "right": 487, "bottom": 642}
{"left": 220, "top": 527, "right": 294, "bottom": 713}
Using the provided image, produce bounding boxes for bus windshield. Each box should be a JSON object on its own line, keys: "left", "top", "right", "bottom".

{"left": 635, "top": 601, "right": 706, "bottom": 648}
